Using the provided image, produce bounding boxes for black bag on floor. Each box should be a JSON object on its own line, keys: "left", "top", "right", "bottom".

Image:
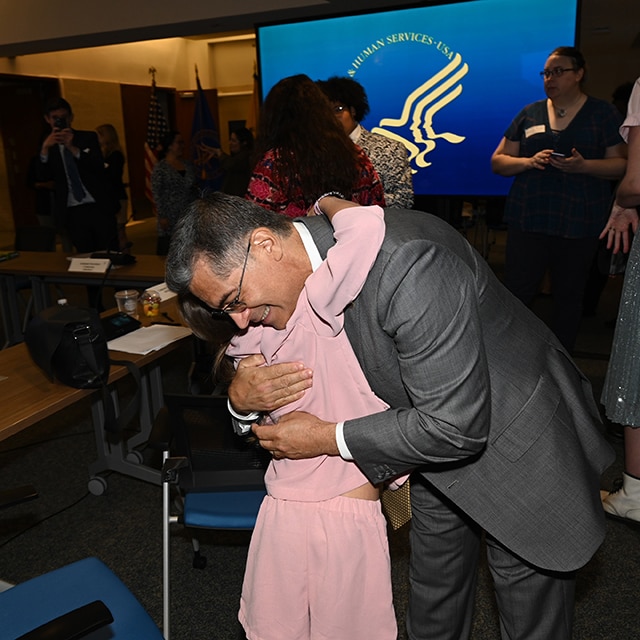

{"left": 24, "top": 303, "right": 141, "bottom": 437}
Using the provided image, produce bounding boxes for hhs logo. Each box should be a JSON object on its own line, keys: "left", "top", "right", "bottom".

{"left": 348, "top": 34, "right": 468, "bottom": 171}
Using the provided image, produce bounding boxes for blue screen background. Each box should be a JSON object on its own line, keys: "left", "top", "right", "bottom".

{"left": 257, "top": 0, "right": 579, "bottom": 196}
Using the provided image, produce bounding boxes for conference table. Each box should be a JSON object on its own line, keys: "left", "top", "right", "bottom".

{"left": 0, "top": 251, "right": 167, "bottom": 347}
{"left": 0, "top": 300, "right": 194, "bottom": 495}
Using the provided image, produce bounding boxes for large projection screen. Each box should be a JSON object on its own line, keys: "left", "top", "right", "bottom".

{"left": 256, "top": 0, "right": 579, "bottom": 197}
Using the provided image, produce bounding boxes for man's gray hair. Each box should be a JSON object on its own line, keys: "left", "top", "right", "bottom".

{"left": 165, "top": 192, "right": 293, "bottom": 295}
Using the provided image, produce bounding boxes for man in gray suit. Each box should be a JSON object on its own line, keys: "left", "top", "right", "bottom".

{"left": 166, "top": 192, "right": 614, "bottom": 640}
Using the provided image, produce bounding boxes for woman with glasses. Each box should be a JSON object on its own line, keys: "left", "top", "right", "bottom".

{"left": 246, "top": 74, "right": 385, "bottom": 218}
{"left": 491, "top": 46, "right": 626, "bottom": 353}
{"left": 316, "top": 76, "right": 414, "bottom": 209}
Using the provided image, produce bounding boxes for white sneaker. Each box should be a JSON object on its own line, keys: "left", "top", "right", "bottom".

{"left": 602, "top": 473, "right": 640, "bottom": 525}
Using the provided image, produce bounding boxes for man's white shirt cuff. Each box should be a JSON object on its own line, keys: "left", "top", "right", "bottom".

{"left": 227, "top": 399, "right": 260, "bottom": 423}
{"left": 336, "top": 421, "right": 354, "bottom": 460}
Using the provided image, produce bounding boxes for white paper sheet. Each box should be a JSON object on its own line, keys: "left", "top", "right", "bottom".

{"left": 107, "top": 325, "right": 192, "bottom": 354}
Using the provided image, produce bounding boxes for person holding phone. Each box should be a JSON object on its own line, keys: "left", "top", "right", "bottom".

{"left": 37, "top": 97, "right": 119, "bottom": 308}
{"left": 491, "top": 46, "right": 626, "bottom": 353}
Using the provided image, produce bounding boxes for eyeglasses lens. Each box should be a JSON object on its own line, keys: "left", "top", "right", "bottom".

{"left": 540, "top": 67, "right": 574, "bottom": 79}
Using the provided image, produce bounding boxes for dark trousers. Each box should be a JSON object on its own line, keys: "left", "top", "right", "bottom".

{"left": 65, "top": 202, "right": 118, "bottom": 310}
{"left": 504, "top": 229, "right": 599, "bottom": 353}
{"left": 65, "top": 202, "right": 118, "bottom": 254}
{"left": 407, "top": 478, "right": 575, "bottom": 640}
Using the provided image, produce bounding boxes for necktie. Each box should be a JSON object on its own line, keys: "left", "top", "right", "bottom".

{"left": 381, "top": 478, "right": 412, "bottom": 530}
{"left": 63, "top": 147, "right": 86, "bottom": 201}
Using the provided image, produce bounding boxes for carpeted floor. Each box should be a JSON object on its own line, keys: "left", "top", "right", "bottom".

{"left": 1, "top": 218, "right": 639, "bottom": 639}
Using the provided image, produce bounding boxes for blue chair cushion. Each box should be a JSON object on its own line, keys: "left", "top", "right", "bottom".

{"left": 0, "top": 557, "right": 162, "bottom": 639}
{"left": 184, "top": 489, "right": 266, "bottom": 529}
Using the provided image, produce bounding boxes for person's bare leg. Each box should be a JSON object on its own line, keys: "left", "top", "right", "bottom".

{"left": 623, "top": 426, "right": 640, "bottom": 477}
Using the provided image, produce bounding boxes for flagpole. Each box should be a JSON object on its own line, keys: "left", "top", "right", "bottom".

{"left": 190, "top": 64, "right": 223, "bottom": 190}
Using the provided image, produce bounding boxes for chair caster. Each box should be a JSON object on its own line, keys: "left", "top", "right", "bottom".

{"left": 125, "top": 450, "right": 144, "bottom": 464}
{"left": 192, "top": 551, "right": 207, "bottom": 570}
{"left": 88, "top": 476, "right": 108, "bottom": 496}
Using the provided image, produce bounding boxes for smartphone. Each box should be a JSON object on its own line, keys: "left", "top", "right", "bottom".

{"left": 550, "top": 151, "right": 567, "bottom": 158}
{"left": 53, "top": 116, "right": 68, "bottom": 130}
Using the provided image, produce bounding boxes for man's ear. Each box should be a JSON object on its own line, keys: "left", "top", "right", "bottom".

{"left": 251, "top": 227, "right": 284, "bottom": 261}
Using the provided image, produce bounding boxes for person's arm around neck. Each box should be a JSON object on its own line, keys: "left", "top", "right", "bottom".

{"left": 312, "top": 194, "right": 360, "bottom": 220}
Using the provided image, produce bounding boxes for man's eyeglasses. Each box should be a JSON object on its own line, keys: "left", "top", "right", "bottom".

{"left": 539, "top": 67, "right": 575, "bottom": 79}
{"left": 209, "top": 239, "right": 251, "bottom": 317}
{"left": 333, "top": 104, "right": 348, "bottom": 114}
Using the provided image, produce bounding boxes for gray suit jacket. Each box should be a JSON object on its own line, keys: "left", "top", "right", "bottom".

{"left": 301, "top": 209, "right": 614, "bottom": 572}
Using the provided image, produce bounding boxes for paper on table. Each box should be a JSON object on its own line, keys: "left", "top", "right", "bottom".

{"left": 108, "top": 325, "right": 192, "bottom": 354}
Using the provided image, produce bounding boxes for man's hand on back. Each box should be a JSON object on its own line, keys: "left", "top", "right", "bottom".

{"left": 253, "top": 411, "right": 339, "bottom": 459}
{"left": 228, "top": 354, "right": 313, "bottom": 414}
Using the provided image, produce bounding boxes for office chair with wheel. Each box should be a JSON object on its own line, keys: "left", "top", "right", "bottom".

{"left": 155, "top": 393, "right": 269, "bottom": 640}
{"left": 0, "top": 488, "right": 163, "bottom": 639}
{"left": 0, "top": 557, "right": 164, "bottom": 639}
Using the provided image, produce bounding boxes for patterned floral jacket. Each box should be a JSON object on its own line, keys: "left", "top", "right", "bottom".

{"left": 356, "top": 127, "right": 414, "bottom": 209}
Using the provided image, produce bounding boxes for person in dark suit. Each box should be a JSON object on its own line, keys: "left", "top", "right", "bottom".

{"left": 165, "top": 192, "right": 614, "bottom": 640}
{"left": 37, "top": 98, "right": 118, "bottom": 256}
{"left": 37, "top": 98, "right": 119, "bottom": 309}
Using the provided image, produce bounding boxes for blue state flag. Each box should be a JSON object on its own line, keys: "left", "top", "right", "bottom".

{"left": 191, "top": 69, "right": 223, "bottom": 192}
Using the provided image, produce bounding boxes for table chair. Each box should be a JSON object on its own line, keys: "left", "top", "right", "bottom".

{"left": 0, "top": 488, "right": 163, "bottom": 639}
{"left": 0, "top": 557, "right": 164, "bottom": 639}
{"left": 156, "top": 393, "right": 269, "bottom": 639}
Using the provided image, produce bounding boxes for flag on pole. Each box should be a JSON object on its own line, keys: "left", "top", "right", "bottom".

{"left": 144, "top": 70, "right": 170, "bottom": 203}
{"left": 190, "top": 66, "right": 223, "bottom": 193}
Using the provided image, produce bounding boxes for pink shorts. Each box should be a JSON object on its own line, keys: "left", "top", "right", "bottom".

{"left": 239, "top": 494, "right": 397, "bottom": 640}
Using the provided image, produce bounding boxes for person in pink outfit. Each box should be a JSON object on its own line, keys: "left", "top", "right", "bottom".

{"left": 171, "top": 193, "right": 401, "bottom": 639}
{"left": 227, "top": 198, "right": 399, "bottom": 640}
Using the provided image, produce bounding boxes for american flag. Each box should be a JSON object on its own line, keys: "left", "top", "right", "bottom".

{"left": 144, "top": 76, "right": 169, "bottom": 203}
